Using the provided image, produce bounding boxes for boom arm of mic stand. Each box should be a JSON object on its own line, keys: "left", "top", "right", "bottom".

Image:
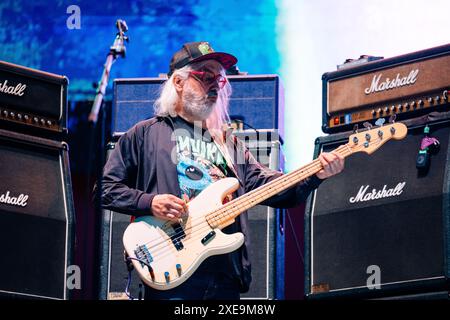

{"left": 88, "top": 54, "right": 116, "bottom": 124}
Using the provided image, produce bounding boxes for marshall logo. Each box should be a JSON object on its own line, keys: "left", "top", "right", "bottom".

{"left": 364, "top": 69, "right": 418, "bottom": 95}
{"left": 0, "top": 190, "right": 29, "bottom": 207}
{"left": 0, "top": 79, "right": 27, "bottom": 97}
{"left": 349, "top": 182, "right": 406, "bottom": 203}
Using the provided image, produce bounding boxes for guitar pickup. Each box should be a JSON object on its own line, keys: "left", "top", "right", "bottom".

{"left": 170, "top": 223, "right": 186, "bottom": 251}
{"left": 201, "top": 230, "right": 216, "bottom": 245}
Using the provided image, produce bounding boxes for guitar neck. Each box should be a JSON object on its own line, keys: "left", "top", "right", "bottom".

{"left": 207, "top": 143, "right": 352, "bottom": 228}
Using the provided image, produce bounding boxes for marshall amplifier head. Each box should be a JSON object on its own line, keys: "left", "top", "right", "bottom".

{"left": 322, "top": 44, "right": 450, "bottom": 133}
{"left": 0, "top": 60, "right": 68, "bottom": 137}
{"left": 305, "top": 117, "right": 450, "bottom": 299}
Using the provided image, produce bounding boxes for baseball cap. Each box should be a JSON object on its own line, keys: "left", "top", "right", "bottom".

{"left": 168, "top": 41, "right": 237, "bottom": 77}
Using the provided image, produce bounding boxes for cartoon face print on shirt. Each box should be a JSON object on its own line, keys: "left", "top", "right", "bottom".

{"left": 177, "top": 155, "right": 212, "bottom": 192}
{"left": 173, "top": 116, "right": 233, "bottom": 202}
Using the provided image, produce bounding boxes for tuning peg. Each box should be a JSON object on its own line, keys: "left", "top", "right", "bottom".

{"left": 363, "top": 122, "right": 373, "bottom": 130}
{"left": 375, "top": 118, "right": 385, "bottom": 127}
{"left": 389, "top": 114, "right": 396, "bottom": 124}
{"left": 353, "top": 124, "right": 359, "bottom": 133}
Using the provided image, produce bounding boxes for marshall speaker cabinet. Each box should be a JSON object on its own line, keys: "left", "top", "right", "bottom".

{"left": 99, "top": 130, "right": 285, "bottom": 300}
{"left": 112, "top": 75, "right": 284, "bottom": 138}
{"left": 0, "top": 129, "right": 75, "bottom": 299}
{"left": 322, "top": 43, "right": 450, "bottom": 133}
{"left": 305, "top": 117, "right": 450, "bottom": 299}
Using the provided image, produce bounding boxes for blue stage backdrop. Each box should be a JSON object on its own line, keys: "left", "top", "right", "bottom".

{"left": 0, "top": 0, "right": 280, "bottom": 101}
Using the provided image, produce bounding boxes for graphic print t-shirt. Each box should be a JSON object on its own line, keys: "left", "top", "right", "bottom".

{"left": 172, "top": 116, "right": 235, "bottom": 274}
{"left": 173, "top": 116, "right": 233, "bottom": 203}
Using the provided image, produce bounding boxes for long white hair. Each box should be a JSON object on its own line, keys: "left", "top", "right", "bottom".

{"left": 154, "top": 61, "right": 232, "bottom": 142}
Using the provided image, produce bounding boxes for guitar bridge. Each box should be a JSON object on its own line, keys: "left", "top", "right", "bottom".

{"left": 134, "top": 245, "right": 153, "bottom": 267}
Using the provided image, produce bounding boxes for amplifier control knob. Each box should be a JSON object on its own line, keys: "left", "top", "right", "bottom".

{"left": 435, "top": 95, "right": 441, "bottom": 103}
{"left": 404, "top": 103, "right": 410, "bottom": 110}
{"left": 10, "top": 112, "right": 15, "bottom": 119}
{"left": 33, "top": 117, "right": 39, "bottom": 123}
{"left": 427, "top": 97, "right": 433, "bottom": 104}
{"left": 398, "top": 104, "right": 403, "bottom": 111}
{"left": 377, "top": 108, "right": 382, "bottom": 115}
{"left": 3, "top": 110, "right": 8, "bottom": 117}
{"left": 417, "top": 100, "right": 424, "bottom": 108}
{"left": 384, "top": 106, "right": 389, "bottom": 113}
{"left": 390, "top": 105, "right": 396, "bottom": 112}
{"left": 40, "top": 118, "right": 46, "bottom": 126}
{"left": 371, "top": 109, "right": 376, "bottom": 116}
{"left": 46, "top": 120, "right": 52, "bottom": 126}
{"left": 410, "top": 101, "right": 416, "bottom": 109}
{"left": 17, "top": 114, "right": 22, "bottom": 120}
{"left": 24, "top": 114, "right": 29, "bottom": 121}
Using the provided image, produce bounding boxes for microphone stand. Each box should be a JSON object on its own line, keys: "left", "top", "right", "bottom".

{"left": 89, "top": 19, "right": 128, "bottom": 123}
{"left": 85, "top": 20, "right": 128, "bottom": 299}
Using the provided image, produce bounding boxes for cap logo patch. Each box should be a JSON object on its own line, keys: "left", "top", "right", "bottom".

{"left": 198, "top": 43, "right": 213, "bottom": 55}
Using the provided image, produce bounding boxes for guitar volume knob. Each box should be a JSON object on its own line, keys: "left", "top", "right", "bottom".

{"left": 164, "top": 271, "right": 170, "bottom": 283}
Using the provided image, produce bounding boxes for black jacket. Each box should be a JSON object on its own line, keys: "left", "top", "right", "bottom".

{"left": 100, "top": 116, "right": 322, "bottom": 292}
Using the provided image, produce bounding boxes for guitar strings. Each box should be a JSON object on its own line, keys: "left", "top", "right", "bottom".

{"left": 137, "top": 144, "right": 352, "bottom": 261}
{"left": 136, "top": 144, "right": 352, "bottom": 259}
{"left": 136, "top": 144, "right": 354, "bottom": 263}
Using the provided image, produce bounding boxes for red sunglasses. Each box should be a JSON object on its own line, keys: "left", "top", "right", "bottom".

{"left": 189, "top": 70, "right": 227, "bottom": 89}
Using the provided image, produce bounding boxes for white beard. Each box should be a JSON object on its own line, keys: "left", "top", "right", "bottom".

{"left": 181, "top": 84, "right": 216, "bottom": 121}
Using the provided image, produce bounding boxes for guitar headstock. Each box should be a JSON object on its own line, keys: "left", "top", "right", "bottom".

{"left": 347, "top": 122, "right": 408, "bottom": 155}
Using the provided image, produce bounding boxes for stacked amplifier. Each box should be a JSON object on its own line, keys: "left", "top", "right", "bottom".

{"left": 305, "top": 44, "right": 450, "bottom": 299}
{"left": 0, "top": 61, "right": 75, "bottom": 299}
